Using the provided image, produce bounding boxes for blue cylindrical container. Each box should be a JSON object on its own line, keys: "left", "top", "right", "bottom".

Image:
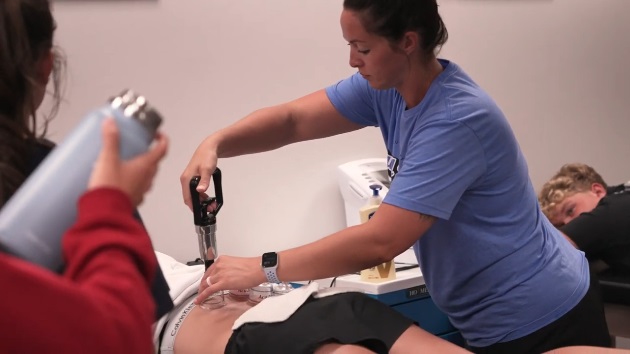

{"left": 0, "top": 90, "right": 162, "bottom": 272}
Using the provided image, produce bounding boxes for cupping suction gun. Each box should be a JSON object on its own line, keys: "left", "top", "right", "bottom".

{"left": 190, "top": 169, "right": 226, "bottom": 309}
{"left": 190, "top": 168, "right": 223, "bottom": 271}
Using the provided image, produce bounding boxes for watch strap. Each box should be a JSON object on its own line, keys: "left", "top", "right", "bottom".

{"left": 264, "top": 268, "right": 280, "bottom": 283}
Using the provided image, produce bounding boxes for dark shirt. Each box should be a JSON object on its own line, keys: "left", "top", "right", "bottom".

{"left": 26, "top": 138, "right": 56, "bottom": 177}
{"left": 561, "top": 184, "right": 630, "bottom": 275}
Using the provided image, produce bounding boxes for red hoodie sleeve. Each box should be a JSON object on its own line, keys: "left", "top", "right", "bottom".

{"left": 0, "top": 188, "right": 157, "bottom": 354}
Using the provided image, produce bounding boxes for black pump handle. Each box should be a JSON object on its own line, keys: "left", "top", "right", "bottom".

{"left": 190, "top": 168, "right": 223, "bottom": 226}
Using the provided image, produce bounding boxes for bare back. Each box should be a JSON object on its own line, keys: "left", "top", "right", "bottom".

{"left": 173, "top": 296, "right": 254, "bottom": 354}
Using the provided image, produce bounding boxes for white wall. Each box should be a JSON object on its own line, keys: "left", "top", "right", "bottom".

{"left": 44, "top": 0, "right": 630, "bottom": 262}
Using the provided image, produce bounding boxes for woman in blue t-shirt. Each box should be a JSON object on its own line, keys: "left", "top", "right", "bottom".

{"left": 181, "top": 1, "right": 610, "bottom": 352}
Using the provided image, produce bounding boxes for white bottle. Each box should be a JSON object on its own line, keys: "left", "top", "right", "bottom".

{"left": 0, "top": 90, "right": 162, "bottom": 272}
{"left": 359, "top": 184, "right": 396, "bottom": 283}
{"left": 359, "top": 184, "right": 383, "bottom": 223}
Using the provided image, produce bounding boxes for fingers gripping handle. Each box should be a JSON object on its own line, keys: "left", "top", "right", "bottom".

{"left": 190, "top": 169, "right": 223, "bottom": 270}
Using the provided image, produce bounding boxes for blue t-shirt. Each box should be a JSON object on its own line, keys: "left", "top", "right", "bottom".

{"left": 325, "top": 60, "right": 589, "bottom": 346}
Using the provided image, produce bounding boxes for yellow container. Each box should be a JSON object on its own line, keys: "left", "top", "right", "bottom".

{"left": 358, "top": 184, "right": 396, "bottom": 283}
{"left": 360, "top": 260, "right": 396, "bottom": 282}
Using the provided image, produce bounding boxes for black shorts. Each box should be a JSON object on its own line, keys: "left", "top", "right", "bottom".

{"left": 224, "top": 292, "right": 414, "bottom": 354}
{"left": 468, "top": 270, "right": 611, "bottom": 354}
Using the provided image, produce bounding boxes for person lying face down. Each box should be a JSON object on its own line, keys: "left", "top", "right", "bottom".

{"left": 155, "top": 254, "right": 628, "bottom": 354}
{"left": 157, "top": 280, "right": 468, "bottom": 354}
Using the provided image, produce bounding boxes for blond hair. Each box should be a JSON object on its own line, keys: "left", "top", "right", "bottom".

{"left": 538, "top": 163, "right": 607, "bottom": 220}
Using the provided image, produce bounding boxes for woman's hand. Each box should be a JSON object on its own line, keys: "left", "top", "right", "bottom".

{"left": 195, "top": 255, "right": 266, "bottom": 304}
{"left": 180, "top": 137, "right": 219, "bottom": 210}
{"left": 88, "top": 118, "right": 169, "bottom": 206}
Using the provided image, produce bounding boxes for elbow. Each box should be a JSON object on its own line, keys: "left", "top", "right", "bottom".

{"left": 365, "top": 228, "right": 404, "bottom": 263}
{"left": 372, "top": 251, "right": 396, "bottom": 265}
{"left": 381, "top": 244, "right": 403, "bottom": 263}
{"left": 362, "top": 218, "right": 420, "bottom": 264}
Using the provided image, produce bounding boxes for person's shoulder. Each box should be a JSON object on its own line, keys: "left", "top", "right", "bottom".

{"left": 438, "top": 60, "right": 475, "bottom": 87}
{"left": 600, "top": 186, "right": 630, "bottom": 212}
{"left": 437, "top": 60, "right": 496, "bottom": 107}
{"left": 26, "top": 138, "right": 56, "bottom": 174}
{"left": 332, "top": 72, "right": 369, "bottom": 91}
{"left": 37, "top": 138, "right": 56, "bottom": 149}
{"left": 32, "top": 138, "right": 55, "bottom": 157}
{"left": 328, "top": 72, "right": 397, "bottom": 102}
{"left": 607, "top": 183, "right": 630, "bottom": 196}
{"left": 577, "top": 187, "right": 630, "bottom": 223}
{"left": 601, "top": 183, "right": 630, "bottom": 204}
{"left": 30, "top": 138, "right": 55, "bottom": 155}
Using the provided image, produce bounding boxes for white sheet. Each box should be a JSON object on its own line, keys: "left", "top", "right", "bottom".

{"left": 153, "top": 251, "right": 204, "bottom": 351}
{"left": 232, "top": 282, "right": 357, "bottom": 329}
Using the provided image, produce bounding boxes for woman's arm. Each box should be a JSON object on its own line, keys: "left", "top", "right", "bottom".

{"left": 0, "top": 119, "right": 168, "bottom": 353}
{"left": 208, "top": 89, "right": 361, "bottom": 158}
{"left": 0, "top": 189, "right": 156, "bottom": 353}
{"left": 195, "top": 203, "right": 436, "bottom": 301}
{"left": 181, "top": 89, "right": 364, "bottom": 208}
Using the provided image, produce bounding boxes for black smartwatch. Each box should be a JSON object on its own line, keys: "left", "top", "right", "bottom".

{"left": 261, "top": 252, "right": 280, "bottom": 283}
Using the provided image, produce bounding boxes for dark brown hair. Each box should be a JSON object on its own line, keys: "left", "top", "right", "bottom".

{"left": 0, "top": 0, "right": 64, "bottom": 206}
{"left": 343, "top": 0, "right": 448, "bottom": 58}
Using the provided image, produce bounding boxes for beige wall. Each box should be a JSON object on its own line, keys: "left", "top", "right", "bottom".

{"left": 44, "top": 0, "right": 630, "bottom": 262}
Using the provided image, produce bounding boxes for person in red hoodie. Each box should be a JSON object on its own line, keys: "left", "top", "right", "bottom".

{"left": 0, "top": 0, "right": 169, "bottom": 352}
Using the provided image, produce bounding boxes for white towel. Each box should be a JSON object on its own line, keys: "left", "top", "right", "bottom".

{"left": 232, "top": 283, "right": 360, "bottom": 330}
{"left": 155, "top": 251, "right": 204, "bottom": 304}
{"left": 152, "top": 251, "right": 205, "bottom": 350}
